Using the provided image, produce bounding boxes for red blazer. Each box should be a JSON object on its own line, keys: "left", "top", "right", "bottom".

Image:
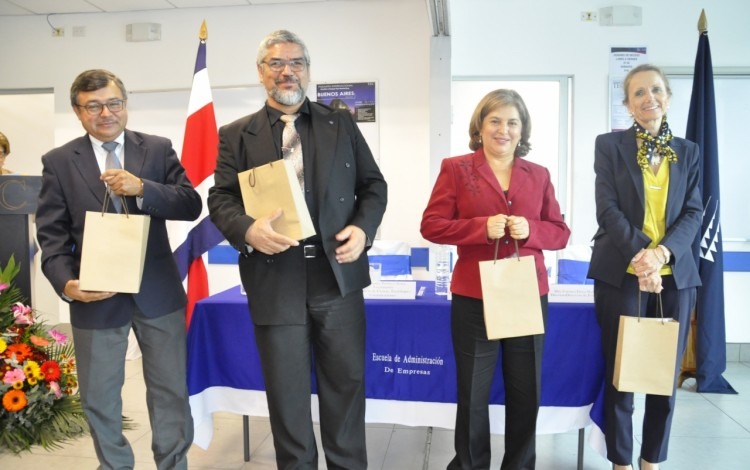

{"left": 421, "top": 149, "right": 570, "bottom": 299}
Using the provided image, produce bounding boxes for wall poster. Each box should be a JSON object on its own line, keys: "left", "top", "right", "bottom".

{"left": 316, "top": 82, "right": 376, "bottom": 123}
{"left": 609, "top": 47, "right": 648, "bottom": 131}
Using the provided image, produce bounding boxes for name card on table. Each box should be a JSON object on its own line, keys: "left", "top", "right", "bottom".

{"left": 363, "top": 281, "right": 417, "bottom": 300}
{"left": 548, "top": 284, "right": 594, "bottom": 303}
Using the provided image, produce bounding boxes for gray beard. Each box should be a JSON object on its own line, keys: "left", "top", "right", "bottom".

{"left": 270, "top": 86, "right": 306, "bottom": 106}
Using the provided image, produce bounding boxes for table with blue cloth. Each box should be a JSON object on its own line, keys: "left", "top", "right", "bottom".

{"left": 187, "top": 281, "right": 606, "bottom": 465}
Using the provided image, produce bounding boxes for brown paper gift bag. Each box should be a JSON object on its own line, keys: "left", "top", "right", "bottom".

{"left": 238, "top": 160, "right": 316, "bottom": 241}
{"left": 613, "top": 293, "right": 680, "bottom": 396}
{"left": 79, "top": 193, "right": 151, "bottom": 293}
{"left": 479, "top": 239, "right": 544, "bottom": 340}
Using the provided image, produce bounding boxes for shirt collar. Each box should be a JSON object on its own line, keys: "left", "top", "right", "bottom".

{"left": 266, "top": 98, "right": 311, "bottom": 125}
{"left": 89, "top": 132, "right": 125, "bottom": 150}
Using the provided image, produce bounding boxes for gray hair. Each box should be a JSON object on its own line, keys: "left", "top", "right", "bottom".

{"left": 256, "top": 30, "right": 310, "bottom": 66}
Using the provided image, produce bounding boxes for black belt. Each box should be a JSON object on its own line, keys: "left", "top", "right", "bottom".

{"left": 303, "top": 243, "right": 323, "bottom": 259}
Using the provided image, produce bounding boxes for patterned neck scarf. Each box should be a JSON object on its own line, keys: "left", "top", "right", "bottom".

{"left": 633, "top": 118, "right": 678, "bottom": 172}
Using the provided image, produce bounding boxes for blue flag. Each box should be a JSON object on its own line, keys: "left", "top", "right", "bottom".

{"left": 685, "top": 25, "right": 736, "bottom": 394}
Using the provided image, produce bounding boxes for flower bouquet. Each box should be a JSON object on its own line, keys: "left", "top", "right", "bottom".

{"left": 1, "top": 255, "right": 88, "bottom": 453}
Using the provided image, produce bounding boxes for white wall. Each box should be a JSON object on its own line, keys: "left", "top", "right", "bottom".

{"left": 0, "top": 0, "right": 432, "bottom": 321}
{"left": 0, "top": 0, "right": 431, "bottom": 246}
{"left": 451, "top": 0, "right": 750, "bottom": 342}
{"left": 451, "top": 0, "right": 750, "bottom": 246}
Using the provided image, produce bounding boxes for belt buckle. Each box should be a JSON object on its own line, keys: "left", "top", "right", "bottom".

{"left": 303, "top": 244, "right": 317, "bottom": 258}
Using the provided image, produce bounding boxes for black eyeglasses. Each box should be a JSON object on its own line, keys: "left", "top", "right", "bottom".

{"left": 76, "top": 99, "right": 127, "bottom": 115}
{"left": 262, "top": 59, "right": 307, "bottom": 72}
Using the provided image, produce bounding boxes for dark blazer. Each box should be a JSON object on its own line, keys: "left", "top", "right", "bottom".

{"left": 36, "top": 130, "right": 202, "bottom": 329}
{"left": 587, "top": 128, "right": 702, "bottom": 289}
{"left": 420, "top": 149, "right": 570, "bottom": 299}
{"left": 208, "top": 100, "right": 387, "bottom": 325}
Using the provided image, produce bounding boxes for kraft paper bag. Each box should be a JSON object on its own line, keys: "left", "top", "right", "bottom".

{"left": 479, "top": 251, "right": 544, "bottom": 340}
{"left": 613, "top": 313, "right": 680, "bottom": 396}
{"left": 238, "top": 160, "right": 316, "bottom": 241}
{"left": 79, "top": 209, "right": 151, "bottom": 293}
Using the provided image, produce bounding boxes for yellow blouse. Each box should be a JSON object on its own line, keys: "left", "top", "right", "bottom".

{"left": 627, "top": 162, "right": 673, "bottom": 275}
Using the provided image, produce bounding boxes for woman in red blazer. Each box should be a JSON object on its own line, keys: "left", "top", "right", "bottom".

{"left": 421, "top": 89, "right": 570, "bottom": 470}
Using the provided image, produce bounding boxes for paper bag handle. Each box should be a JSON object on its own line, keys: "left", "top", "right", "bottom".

{"left": 101, "top": 188, "right": 130, "bottom": 217}
{"left": 637, "top": 290, "right": 665, "bottom": 324}
{"left": 247, "top": 161, "right": 282, "bottom": 188}
{"left": 492, "top": 238, "right": 521, "bottom": 265}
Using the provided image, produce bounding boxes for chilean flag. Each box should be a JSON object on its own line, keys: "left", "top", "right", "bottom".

{"left": 173, "top": 21, "right": 224, "bottom": 327}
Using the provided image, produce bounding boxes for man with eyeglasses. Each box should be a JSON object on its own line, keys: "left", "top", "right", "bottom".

{"left": 35, "top": 69, "right": 200, "bottom": 470}
{"left": 209, "top": 30, "right": 387, "bottom": 469}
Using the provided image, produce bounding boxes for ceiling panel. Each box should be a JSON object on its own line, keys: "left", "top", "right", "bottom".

{"left": 85, "top": 0, "right": 177, "bottom": 13}
{"left": 167, "top": 0, "right": 250, "bottom": 7}
{"left": 1, "top": 0, "right": 102, "bottom": 15}
{"left": 0, "top": 0, "right": 363, "bottom": 16}
{"left": 0, "top": 0, "right": 32, "bottom": 15}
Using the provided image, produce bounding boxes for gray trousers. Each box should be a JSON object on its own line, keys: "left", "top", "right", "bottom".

{"left": 73, "top": 307, "right": 193, "bottom": 470}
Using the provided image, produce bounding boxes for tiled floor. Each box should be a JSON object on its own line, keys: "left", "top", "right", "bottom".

{"left": 2, "top": 361, "right": 750, "bottom": 469}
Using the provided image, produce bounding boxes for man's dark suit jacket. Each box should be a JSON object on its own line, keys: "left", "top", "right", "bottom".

{"left": 208, "top": 101, "right": 387, "bottom": 325}
{"left": 587, "top": 127, "right": 702, "bottom": 289}
{"left": 36, "top": 130, "right": 202, "bottom": 329}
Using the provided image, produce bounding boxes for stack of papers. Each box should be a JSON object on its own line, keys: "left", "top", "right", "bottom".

{"left": 363, "top": 281, "right": 417, "bottom": 299}
{"left": 548, "top": 284, "right": 594, "bottom": 303}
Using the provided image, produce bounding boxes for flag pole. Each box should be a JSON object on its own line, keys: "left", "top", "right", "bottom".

{"left": 678, "top": 9, "right": 707, "bottom": 387}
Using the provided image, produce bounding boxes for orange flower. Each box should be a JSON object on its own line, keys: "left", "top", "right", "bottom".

{"left": 41, "top": 360, "right": 61, "bottom": 382}
{"left": 5, "top": 343, "right": 32, "bottom": 362}
{"left": 30, "top": 335, "right": 50, "bottom": 347}
{"left": 2, "top": 389, "right": 28, "bottom": 412}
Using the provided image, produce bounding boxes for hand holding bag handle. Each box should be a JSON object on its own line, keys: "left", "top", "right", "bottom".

{"left": 491, "top": 237, "right": 520, "bottom": 264}
{"left": 100, "top": 187, "right": 130, "bottom": 217}
{"left": 636, "top": 290, "right": 666, "bottom": 324}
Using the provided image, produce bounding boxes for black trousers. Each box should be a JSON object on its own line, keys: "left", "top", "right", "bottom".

{"left": 594, "top": 275, "right": 695, "bottom": 465}
{"left": 253, "top": 255, "right": 367, "bottom": 470}
{"left": 447, "top": 294, "right": 547, "bottom": 470}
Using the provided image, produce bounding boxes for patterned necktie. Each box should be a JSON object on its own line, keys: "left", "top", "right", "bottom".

{"left": 280, "top": 114, "right": 304, "bottom": 191}
{"left": 102, "top": 141, "right": 122, "bottom": 213}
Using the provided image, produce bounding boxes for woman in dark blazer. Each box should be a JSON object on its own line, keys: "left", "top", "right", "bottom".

{"left": 421, "top": 89, "right": 570, "bottom": 470}
{"left": 587, "top": 64, "right": 702, "bottom": 470}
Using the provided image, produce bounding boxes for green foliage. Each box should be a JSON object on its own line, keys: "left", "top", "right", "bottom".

{"left": 0, "top": 255, "right": 89, "bottom": 454}
{"left": 0, "top": 255, "right": 23, "bottom": 330}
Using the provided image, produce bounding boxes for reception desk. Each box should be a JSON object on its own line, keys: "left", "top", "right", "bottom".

{"left": 187, "top": 281, "right": 606, "bottom": 463}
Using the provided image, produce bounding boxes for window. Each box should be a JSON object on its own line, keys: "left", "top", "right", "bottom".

{"left": 665, "top": 70, "right": 750, "bottom": 242}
